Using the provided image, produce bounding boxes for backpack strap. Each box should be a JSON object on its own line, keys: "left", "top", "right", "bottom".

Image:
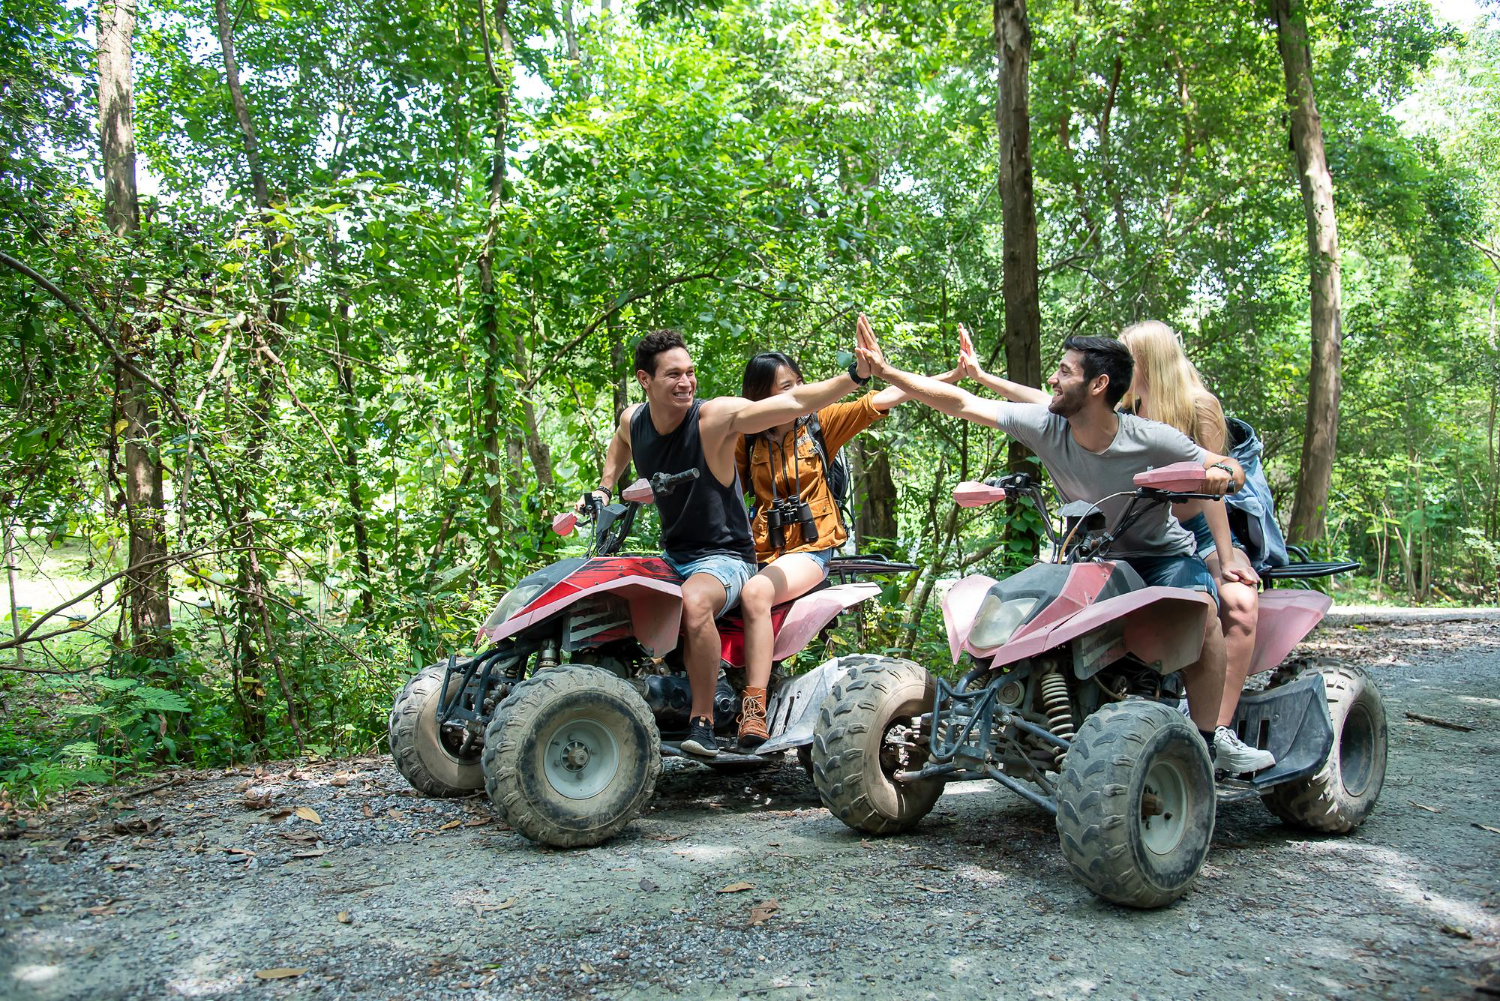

{"left": 804, "top": 413, "right": 850, "bottom": 534}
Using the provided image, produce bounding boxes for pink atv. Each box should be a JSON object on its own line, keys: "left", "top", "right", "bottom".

{"left": 809, "top": 463, "right": 1386, "bottom": 908}
{"left": 388, "top": 469, "right": 912, "bottom": 848}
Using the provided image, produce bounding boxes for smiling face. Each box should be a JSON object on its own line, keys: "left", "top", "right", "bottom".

{"left": 1046, "top": 349, "right": 1094, "bottom": 417}
{"left": 768, "top": 364, "right": 801, "bottom": 397}
{"left": 637, "top": 345, "right": 697, "bottom": 416}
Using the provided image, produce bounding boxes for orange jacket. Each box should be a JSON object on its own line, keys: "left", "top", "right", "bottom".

{"left": 734, "top": 393, "right": 888, "bottom": 563}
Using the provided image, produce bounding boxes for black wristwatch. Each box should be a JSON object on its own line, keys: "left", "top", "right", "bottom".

{"left": 847, "top": 360, "right": 871, "bottom": 386}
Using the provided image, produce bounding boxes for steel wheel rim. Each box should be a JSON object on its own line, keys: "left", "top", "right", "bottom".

{"left": 543, "top": 717, "right": 620, "bottom": 800}
{"left": 1339, "top": 701, "right": 1375, "bottom": 798}
{"left": 1141, "top": 758, "right": 1189, "bottom": 856}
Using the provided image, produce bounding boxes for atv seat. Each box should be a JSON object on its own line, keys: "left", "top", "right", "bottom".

{"left": 1261, "top": 545, "right": 1360, "bottom": 589}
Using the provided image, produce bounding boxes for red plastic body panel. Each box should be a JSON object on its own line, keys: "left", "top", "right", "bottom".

{"left": 551, "top": 512, "right": 578, "bottom": 536}
{"left": 952, "top": 482, "right": 1007, "bottom": 508}
{"left": 1132, "top": 461, "right": 1208, "bottom": 492}
{"left": 1248, "top": 590, "right": 1331, "bottom": 675}
{"left": 479, "top": 563, "right": 882, "bottom": 666}
{"left": 481, "top": 557, "right": 684, "bottom": 657}
{"left": 620, "top": 479, "right": 655, "bottom": 504}
{"left": 768, "top": 582, "right": 880, "bottom": 663}
{"left": 942, "top": 574, "right": 997, "bottom": 664}
{"left": 984, "top": 585, "right": 1212, "bottom": 673}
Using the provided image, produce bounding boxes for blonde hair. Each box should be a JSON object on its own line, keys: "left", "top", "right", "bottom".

{"left": 1117, "top": 320, "right": 1228, "bottom": 451}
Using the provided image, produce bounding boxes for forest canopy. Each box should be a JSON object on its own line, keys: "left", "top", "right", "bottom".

{"left": 3, "top": 0, "right": 1498, "bottom": 800}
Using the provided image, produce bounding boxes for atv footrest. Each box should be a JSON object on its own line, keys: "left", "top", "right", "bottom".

{"left": 660, "top": 743, "right": 765, "bottom": 765}
{"left": 1227, "top": 673, "right": 1334, "bottom": 790}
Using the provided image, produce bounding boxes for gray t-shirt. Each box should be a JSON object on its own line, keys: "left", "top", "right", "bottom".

{"left": 986, "top": 403, "right": 1207, "bottom": 559}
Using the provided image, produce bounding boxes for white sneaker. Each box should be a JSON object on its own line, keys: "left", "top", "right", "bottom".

{"left": 1214, "top": 726, "right": 1274, "bottom": 773}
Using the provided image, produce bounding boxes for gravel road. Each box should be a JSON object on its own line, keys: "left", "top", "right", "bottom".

{"left": 2, "top": 618, "right": 1498, "bottom": 1000}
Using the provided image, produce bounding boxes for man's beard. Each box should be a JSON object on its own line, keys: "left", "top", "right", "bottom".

{"left": 1048, "top": 386, "right": 1085, "bottom": 418}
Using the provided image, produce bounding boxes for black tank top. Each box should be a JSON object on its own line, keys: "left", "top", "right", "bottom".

{"left": 630, "top": 400, "right": 755, "bottom": 563}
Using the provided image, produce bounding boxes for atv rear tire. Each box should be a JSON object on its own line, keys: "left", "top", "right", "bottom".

{"left": 1262, "top": 665, "right": 1387, "bottom": 833}
{"left": 811, "top": 656, "right": 942, "bottom": 835}
{"left": 388, "top": 662, "right": 486, "bottom": 797}
{"left": 1057, "top": 699, "right": 1215, "bottom": 909}
{"left": 482, "top": 664, "right": 660, "bottom": 848}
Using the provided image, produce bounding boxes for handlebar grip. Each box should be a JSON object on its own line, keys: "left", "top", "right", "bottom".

{"left": 651, "top": 468, "right": 701, "bottom": 493}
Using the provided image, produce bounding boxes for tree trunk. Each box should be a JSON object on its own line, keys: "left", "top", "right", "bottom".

{"left": 4, "top": 523, "right": 21, "bottom": 669}
{"left": 331, "top": 258, "right": 372, "bottom": 619}
{"left": 99, "top": 0, "right": 172, "bottom": 659}
{"left": 1273, "top": 0, "right": 1343, "bottom": 544}
{"left": 562, "top": 0, "right": 580, "bottom": 63}
{"left": 477, "top": 0, "right": 514, "bottom": 578}
{"left": 855, "top": 438, "right": 898, "bottom": 556}
{"left": 993, "top": 0, "right": 1042, "bottom": 469}
{"left": 215, "top": 0, "right": 304, "bottom": 752}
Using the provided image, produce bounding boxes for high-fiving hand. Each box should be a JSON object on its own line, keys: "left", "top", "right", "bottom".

{"left": 957, "top": 324, "right": 982, "bottom": 380}
{"left": 854, "top": 313, "right": 888, "bottom": 379}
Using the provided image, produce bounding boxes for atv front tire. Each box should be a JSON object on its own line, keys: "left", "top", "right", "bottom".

{"left": 482, "top": 664, "right": 660, "bottom": 848}
{"left": 388, "top": 662, "right": 486, "bottom": 797}
{"left": 1262, "top": 665, "right": 1387, "bottom": 833}
{"left": 1056, "top": 699, "right": 1215, "bottom": 909}
{"left": 811, "top": 656, "right": 943, "bottom": 835}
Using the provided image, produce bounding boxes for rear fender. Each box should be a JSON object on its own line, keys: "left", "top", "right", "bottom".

{"left": 1248, "top": 591, "right": 1331, "bottom": 675}
{"left": 770, "top": 583, "right": 881, "bottom": 662}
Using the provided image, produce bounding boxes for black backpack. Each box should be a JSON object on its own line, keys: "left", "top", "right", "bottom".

{"left": 746, "top": 413, "right": 853, "bottom": 531}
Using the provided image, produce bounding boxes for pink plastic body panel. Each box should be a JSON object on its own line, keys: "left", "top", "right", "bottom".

{"left": 1007, "top": 563, "right": 1115, "bottom": 646}
{"left": 952, "top": 482, "right": 1007, "bottom": 508}
{"left": 983, "top": 586, "right": 1213, "bottom": 673}
{"left": 479, "top": 557, "right": 684, "bottom": 657}
{"left": 620, "top": 479, "right": 655, "bottom": 504}
{"left": 941, "top": 575, "right": 997, "bottom": 664}
{"left": 1132, "top": 461, "right": 1208, "bottom": 491}
{"left": 770, "top": 583, "right": 881, "bottom": 662}
{"left": 551, "top": 512, "right": 578, "bottom": 536}
{"left": 1248, "top": 590, "right": 1331, "bottom": 675}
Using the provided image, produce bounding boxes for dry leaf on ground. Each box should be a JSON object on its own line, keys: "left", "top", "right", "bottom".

{"left": 717, "top": 881, "right": 754, "bottom": 894}
{"left": 748, "top": 899, "right": 780, "bottom": 926}
{"left": 254, "top": 968, "right": 308, "bottom": 980}
{"left": 294, "top": 806, "right": 322, "bottom": 824}
{"left": 1409, "top": 801, "right": 1441, "bottom": 814}
{"left": 337, "top": 911, "right": 351, "bottom": 924}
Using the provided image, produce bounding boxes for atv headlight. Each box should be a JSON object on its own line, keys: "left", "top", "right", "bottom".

{"left": 968, "top": 595, "right": 1039, "bottom": 650}
{"left": 480, "top": 583, "right": 546, "bottom": 636}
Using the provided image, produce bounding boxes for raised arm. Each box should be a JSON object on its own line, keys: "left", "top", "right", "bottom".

{"left": 859, "top": 315, "right": 961, "bottom": 411}
{"left": 959, "top": 324, "right": 1050, "bottom": 405}
{"left": 705, "top": 370, "right": 864, "bottom": 438}
{"left": 855, "top": 321, "right": 1000, "bottom": 427}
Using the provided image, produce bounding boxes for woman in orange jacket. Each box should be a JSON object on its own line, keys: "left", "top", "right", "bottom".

{"left": 731, "top": 314, "right": 957, "bottom": 747}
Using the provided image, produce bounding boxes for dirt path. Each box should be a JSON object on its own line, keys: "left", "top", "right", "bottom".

{"left": 3, "top": 620, "right": 1499, "bottom": 1000}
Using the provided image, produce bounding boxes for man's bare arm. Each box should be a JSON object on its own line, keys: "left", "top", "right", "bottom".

{"left": 578, "top": 406, "right": 637, "bottom": 512}
{"left": 958, "top": 325, "right": 1049, "bottom": 405}
{"left": 855, "top": 324, "right": 999, "bottom": 427}
{"left": 1199, "top": 451, "right": 1245, "bottom": 497}
{"left": 703, "top": 372, "right": 862, "bottom": 438}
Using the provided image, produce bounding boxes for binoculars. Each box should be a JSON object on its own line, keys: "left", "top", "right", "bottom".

{"left": 765, "top": 498, "right": 818, "bottom": 551}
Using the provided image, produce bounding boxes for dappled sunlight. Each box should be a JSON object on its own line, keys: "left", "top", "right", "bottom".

{"left": 10, "top": 963, "right": 62, "bottom": 985}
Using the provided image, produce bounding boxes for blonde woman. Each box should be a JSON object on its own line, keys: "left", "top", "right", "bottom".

{"left": 957, "top": 322, "right": 1262, "bottom": 751}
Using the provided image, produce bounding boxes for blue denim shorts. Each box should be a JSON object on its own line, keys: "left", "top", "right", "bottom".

{"left": 663, "top": 552, "right": 755, "bottom": 618}
{"left": 1122, "top": 553, "right": 1220, "bottom": 608}
{"left": 771, "top": 546, "right": 837, "bottom": 572}
{"left": 1180, "top": 512, "right": 1244, "bottom": 559}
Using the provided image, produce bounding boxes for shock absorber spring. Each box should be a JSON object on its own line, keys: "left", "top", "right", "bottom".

{"left": 1038, "top": 668, "right": 1075, "bottom": 759}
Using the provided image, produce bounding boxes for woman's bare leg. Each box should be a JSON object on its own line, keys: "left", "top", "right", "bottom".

{"left": 739, "top": 554, "right": 830, "bottom": 690}
{"left": 1206, "top": 548, "right": 1260, "bottom": 727}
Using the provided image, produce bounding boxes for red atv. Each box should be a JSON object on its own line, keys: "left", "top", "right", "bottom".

{"left": 809, "top": 463, "right": 1385, "bottom": 908}
{"left": 388, "top": 469, "right": 912, "bottom": 847}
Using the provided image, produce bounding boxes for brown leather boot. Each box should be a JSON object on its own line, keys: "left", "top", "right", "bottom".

{"left": 737, "top": 686, "right": 769, "bottom": 749}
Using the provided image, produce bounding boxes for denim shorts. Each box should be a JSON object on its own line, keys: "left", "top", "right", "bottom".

{"left": 773, "top": 546, "right": 837, "bottom": 573}
{"left": 663, "top": 552, "right": 755, "bottom": 618}
{"left": 1122, "top": 553, "right": 1220, "bottom": 608}
{"left": 1180, "top": 512, "right": 1244, "bottom": 559}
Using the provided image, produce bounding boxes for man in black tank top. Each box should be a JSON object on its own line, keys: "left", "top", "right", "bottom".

{"left": 586, "top": 329, "right": 876, "bottom": 757}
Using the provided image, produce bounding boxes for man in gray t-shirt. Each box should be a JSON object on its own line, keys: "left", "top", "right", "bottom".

{"left": 855, "top": 326, "right": 1278, "bottom": 775}
{"left": 990, "top": 401, "right": 1206, "bottom": 559}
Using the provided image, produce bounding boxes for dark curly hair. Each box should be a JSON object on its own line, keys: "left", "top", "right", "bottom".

{"left": 1062, "top": 335, "right": 1134, "bottom": 407}
{"left": 633, "top": 329, "right": 688, "bottom": 376}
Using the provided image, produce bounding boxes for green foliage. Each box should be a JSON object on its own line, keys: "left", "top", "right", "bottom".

{"left": 3, "top": 0, "right": 1499, "bottom": 806}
